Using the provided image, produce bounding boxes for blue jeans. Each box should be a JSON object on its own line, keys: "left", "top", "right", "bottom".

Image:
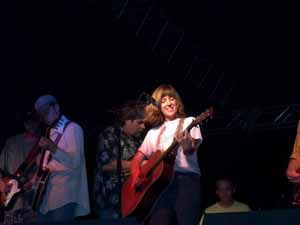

{"left": 37, "top": 203, "right": 77, "bottom": 224}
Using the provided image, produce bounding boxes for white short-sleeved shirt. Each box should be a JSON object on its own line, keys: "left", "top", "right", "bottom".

{"left": 139, "top": 117, "right": 202, "bottom": 175}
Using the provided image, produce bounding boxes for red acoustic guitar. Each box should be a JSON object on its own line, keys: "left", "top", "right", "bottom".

{"left": 121, "top": 107, "right": 214, "bottom": 221}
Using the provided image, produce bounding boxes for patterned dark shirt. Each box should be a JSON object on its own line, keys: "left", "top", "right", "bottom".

{"left": 93, "top": 126, "right": 143, "bottom": 216}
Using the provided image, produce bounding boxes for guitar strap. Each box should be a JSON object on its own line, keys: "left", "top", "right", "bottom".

{"left": 7, "top": 115, "right": 71, "bottom": 181}
{"left": 14, "top": 140, "right": 41, "bottom": 178}
{"left": 171, "top": 118, "right": 184, "bottom": 158}
{"left": 35, "top": 116, "right": 71, "bottom": 206}
{"left": 116, "top": 127, "right": 123, "bottom": 217}
{"left": 175, "top": 118, "right": 185, "bottom": 139}
{"left": 157, "top": 118, "right": 184, "bottom": 152}
{"left": 44, "top": 115, "right": 71, "bottom": 167}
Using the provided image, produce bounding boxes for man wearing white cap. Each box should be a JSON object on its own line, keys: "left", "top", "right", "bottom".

{"left": 33, "top": 94, "right": 90, "bottom": 223}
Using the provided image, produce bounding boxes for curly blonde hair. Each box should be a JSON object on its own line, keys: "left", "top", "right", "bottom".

{"left": 145, "top": 84, "right": 185, "bottom": 128}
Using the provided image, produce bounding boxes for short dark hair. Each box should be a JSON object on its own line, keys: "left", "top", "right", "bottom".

{"left": 216, "top": 178, "right": 235, "bottom": 190}
{"left": 113, "top": 101, "right": 145, "bottom": 125}
{"left": 16, "top": 110, "right": 40, "bottom": 124}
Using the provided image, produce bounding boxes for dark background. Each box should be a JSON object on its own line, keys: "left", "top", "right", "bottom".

{"left": 1, "top": 0, "right": 299, "bottom": 216}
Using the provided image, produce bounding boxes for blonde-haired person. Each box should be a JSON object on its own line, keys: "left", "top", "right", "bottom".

{"left": 130, "top": 84, "right": 203, "bottom": 225}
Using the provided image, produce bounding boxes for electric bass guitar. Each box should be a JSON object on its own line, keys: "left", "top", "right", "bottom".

{"left": 0, "top": 170, "right": 25, "bottom": 210}
{"left": 0, "top": 139, "right": 41, "bottom": 210}
{"left": 121, "top": 107, "right": 214, "bottom": 221}
{"left": 32, "top": 126, "right": 66, "bottom": 211}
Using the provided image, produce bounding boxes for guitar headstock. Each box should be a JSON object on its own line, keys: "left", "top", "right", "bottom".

{"left": 193, "top": 106, "right": 214, "bottom": 126}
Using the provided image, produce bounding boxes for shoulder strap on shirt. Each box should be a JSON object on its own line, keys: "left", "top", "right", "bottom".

{"left": 174, "top": 118, "right": 185, "bottom": 141}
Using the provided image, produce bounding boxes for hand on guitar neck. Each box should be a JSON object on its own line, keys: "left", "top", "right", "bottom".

{"left": 38, "top": 137, "right": 58, "bottom": 154}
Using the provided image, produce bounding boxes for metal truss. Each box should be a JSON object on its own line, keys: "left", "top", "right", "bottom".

{"left": 203, "top": 104, "right": 300, "bottom": 135}
{"left": 112, "top": 0, "right": 229, "bottom": 106}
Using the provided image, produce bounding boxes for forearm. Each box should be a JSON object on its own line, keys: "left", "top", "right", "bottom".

{"left": 287, "top": 128, "right": 300, "bottom": 181}
{"left": 287, "top": 159, "right": 300, "bottom": 172}
{"left": 102, "top": 159, "right": 131, "bottom": 172}
{"left": 130, "top": 152, "right": 145, "bottom": 176}
{"left": 52, "top": 148, "right": 80, "bottom": 169}
{"left": 290, "top": 132, "right": 300, "bottom": 161}
{"left": 286, "top": 158, "right": 300, "bottom": 182}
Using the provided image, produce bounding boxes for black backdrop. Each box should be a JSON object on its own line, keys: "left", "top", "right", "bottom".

{"left": 1, "top": 0, "right": 299, "bottom": 217}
